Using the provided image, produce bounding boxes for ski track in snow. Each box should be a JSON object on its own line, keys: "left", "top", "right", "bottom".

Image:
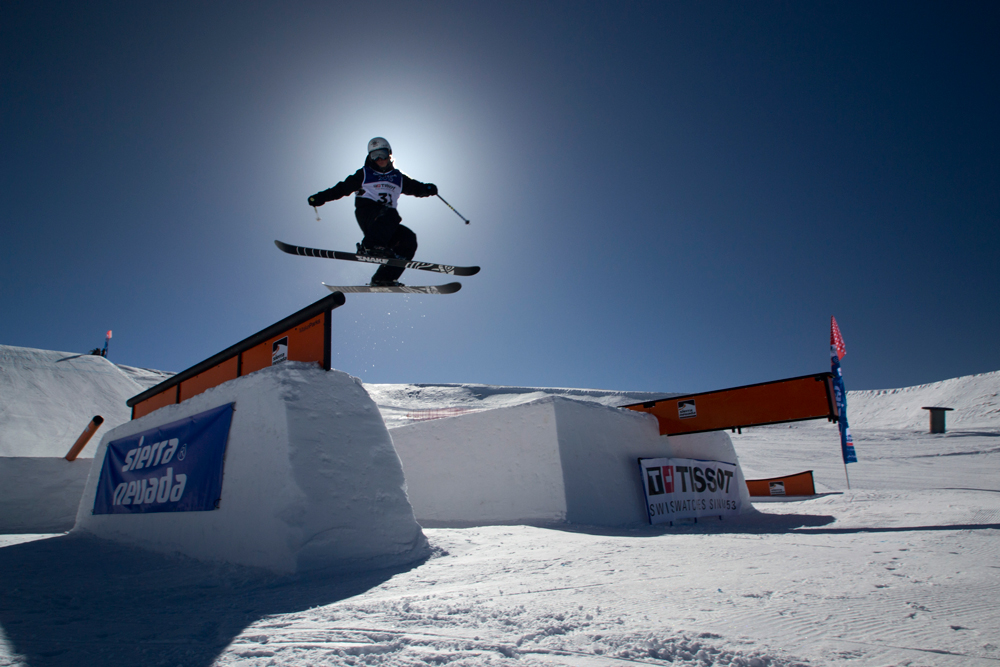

{"left": 2, "top": 369, "right": 1000, "bottom": 666}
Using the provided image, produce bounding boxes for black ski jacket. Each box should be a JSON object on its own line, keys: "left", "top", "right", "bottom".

{"left": 310, "top": 157, "right": 436, "bottom": 217}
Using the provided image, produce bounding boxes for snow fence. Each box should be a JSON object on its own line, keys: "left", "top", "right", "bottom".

{"left": 73, "top": 362, "right": 429, "bottom": 574}
{"left": 389, "top": 396, "right": 752, "bottom": 527}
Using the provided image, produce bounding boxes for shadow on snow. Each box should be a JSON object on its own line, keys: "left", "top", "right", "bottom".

{"left": 0, "top": 533, "right": 422, "bottom": 667}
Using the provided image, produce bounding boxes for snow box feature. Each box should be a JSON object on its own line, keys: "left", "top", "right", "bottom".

{"left": 389, "top": 396, "right": 753, "bottom": 527}
{"left": 664, "top": 430, "right": 752, "bottom": 512}
{"left": 74, "top": 363, "right": 429, "bottom": 574}
{"left": 0, "top": 457, "right": 91, "bottom": 532}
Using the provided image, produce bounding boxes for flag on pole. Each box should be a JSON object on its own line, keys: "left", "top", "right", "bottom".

{"left": 102, "top": 330, "right": 112, "bottom": 358}
{"left": 831, "top": 316, "right": 846, "bottom": 360}
{"left": 830, "top": 317, "right": 856, "bottom": 464}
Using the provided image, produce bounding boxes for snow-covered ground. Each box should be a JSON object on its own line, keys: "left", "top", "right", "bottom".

{"left": 1, "top": 353, "right": 999, "bottom": 666}
{"left": 0, "top": 344, "right": 173, "bottom": 458}
{"left": 363, "top": 383, "right": 675, "bottom": 429}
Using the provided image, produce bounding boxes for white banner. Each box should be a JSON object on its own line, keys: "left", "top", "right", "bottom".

{"left": 639, "top": 457, "right": 741, "bottom": 524}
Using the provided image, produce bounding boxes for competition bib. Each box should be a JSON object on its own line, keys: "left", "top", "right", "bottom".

{"left": 357, "top": 166, "right": 404, "bottom": 208}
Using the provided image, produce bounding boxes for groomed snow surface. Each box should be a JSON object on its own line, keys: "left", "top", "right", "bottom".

{"left": 2, "top": 347, "right": 999, "bottom": 666}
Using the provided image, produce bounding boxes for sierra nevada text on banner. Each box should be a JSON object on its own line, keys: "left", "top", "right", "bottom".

{"left": 640, "top": 457, "right": 741, "bottom": 524}
{"left": 93, "top": 403, "right": 235, "bottom": 515}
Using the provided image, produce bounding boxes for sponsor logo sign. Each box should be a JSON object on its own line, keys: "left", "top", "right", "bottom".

{"left": 93, "top": 403, "right": 234, "bottom": 515}
{"left": 639, "top": 457, "right": 740, "bottom": 523}
{"left": 645, "top": 464, "right": 674, "bottom": 495}
{"left": 769, "top": 481, "right": 786, "bottom": 496}
{"left": 272, "top": 336, "right": 288, "bottom": 365}
{"left": 677, "top": 399, "right": 697, "bottom": 419}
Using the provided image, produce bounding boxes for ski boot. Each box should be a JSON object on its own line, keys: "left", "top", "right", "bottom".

{"left": 357, "top": 242, "right": 393, "bottom": 258}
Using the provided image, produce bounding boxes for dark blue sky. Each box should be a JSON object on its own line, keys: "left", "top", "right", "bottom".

{"left": 2, "top": 1, "right": 998, "bottom": 393}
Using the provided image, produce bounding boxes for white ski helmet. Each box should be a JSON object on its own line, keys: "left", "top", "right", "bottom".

{"left": 367, "top": 137, "right": 392, "bottom": 157}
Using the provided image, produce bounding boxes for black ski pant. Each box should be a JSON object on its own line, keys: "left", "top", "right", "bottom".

{"left": 356, "top": 206, "right": 417, "bottom": 282}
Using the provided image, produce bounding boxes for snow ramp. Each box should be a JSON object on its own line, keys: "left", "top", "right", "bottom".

{"left": 0, "top": 345, "right": 160, "bottom": 457}
{"left": 389, "top": 396, "right": 752, "bottom": 527}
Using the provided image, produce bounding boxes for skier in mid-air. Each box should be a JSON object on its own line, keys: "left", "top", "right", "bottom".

{"left": 307, "top": 137, "right": 438, "bottom": 286}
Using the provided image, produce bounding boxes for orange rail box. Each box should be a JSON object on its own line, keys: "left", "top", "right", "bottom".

{"left": 132, "top": 385, "right": 180, "bottom": 420}
{"left": 746, "top": 471, "right": 816, "bottom": 497}
{"left": 624, "top": 373, "right": 837, "bottom": 436}
{"left": 128, "top": 292, "right": 346, "bottom": 419}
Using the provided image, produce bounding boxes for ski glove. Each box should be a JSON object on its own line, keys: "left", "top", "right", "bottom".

{"left": 424, "top": 183, "right": 438, "bottom": 197}
{"left": 308, "top": 193, "right": 326, "bottom": 207}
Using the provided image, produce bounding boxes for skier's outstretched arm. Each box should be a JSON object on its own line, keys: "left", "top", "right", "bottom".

{"left": 401, "top": 174, "right": 437, "bottom": 198}
{"left": 308, "top": 169, "right": 364, "bottom": 207}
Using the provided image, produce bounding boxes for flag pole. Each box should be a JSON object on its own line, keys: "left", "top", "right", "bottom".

{"left": 830, "top": 316, "right": 856, "bottom": 490}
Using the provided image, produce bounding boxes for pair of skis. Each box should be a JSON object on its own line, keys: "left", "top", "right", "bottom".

{"left": 274, "top": 240, "right": 478, "bottom": 294}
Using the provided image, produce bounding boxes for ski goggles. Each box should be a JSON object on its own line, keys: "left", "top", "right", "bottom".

{"left": 370, "top": 149, "right": 390, "bottom": 161}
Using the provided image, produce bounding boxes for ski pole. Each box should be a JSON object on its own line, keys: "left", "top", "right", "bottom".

{"left": 313, "top": 206, "right": 321, "bottom": 221}
{"left": 437, "top": 194, "right": 470, "bottom": 224}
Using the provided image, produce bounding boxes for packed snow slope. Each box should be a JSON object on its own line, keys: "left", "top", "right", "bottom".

{"left": 364, "top": 383, "right": 676, "bottom": 429}
{"left": 843, "top": 369, "right": 1000, "bottom": 430}
{"left": 366, "top": 370, "right": 1000, "bottom": 430}
{"left": 1, "top": 353, "right": 999, "bottom": 666}
{"left": 0, "top": 344, "right": 669, "bottom": 456}
{"left": 9, "top": 337, "right": 998, "bottom": 448}
{"left": 0, "top": 345, "right": 172, "bottom": 457}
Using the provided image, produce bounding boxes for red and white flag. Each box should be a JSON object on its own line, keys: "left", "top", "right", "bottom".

{"left": 829, "top": 316, "right": 856, "bottom": 464}
{"left": 830, "top": 316, "right": 846, "bottom": 360}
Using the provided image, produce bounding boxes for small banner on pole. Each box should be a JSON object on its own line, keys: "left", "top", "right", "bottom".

{"left": 93, "top": 403, "right": 234, "bottom": 515}
{"left": 639, "top": 457, "right": 741, "bottom": 524}
{"left": 830, "top": 317, "right": 856, "bottom": 464}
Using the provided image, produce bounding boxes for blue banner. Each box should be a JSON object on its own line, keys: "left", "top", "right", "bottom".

{"left": 831, "top": 350, "right": 857, "bottom": 464}
{"left": 93, "top": 403, "right": 234, "bottom": 515}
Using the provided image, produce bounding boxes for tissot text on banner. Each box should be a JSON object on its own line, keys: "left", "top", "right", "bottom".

{"left": 640, "top": 457, "right": 741, "bottom": 524}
